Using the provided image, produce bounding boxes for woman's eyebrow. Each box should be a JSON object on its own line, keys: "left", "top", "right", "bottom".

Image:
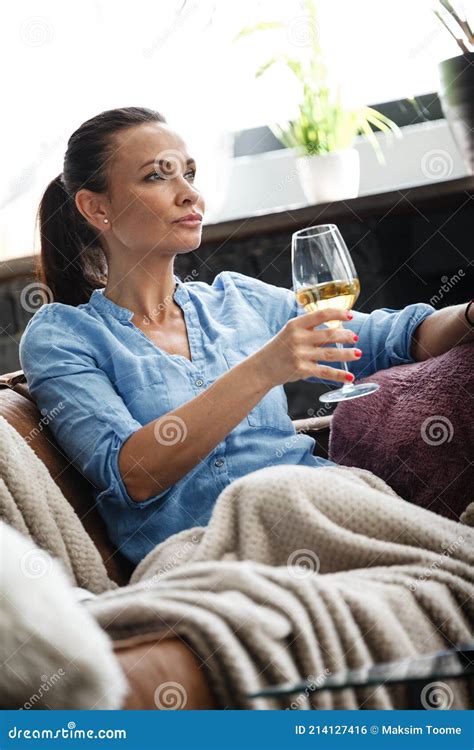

{"left": 139, "top": 157, "right": 196, "bottom": 171}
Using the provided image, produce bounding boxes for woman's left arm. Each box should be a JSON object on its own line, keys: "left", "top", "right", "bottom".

{"left": 410, "top": 302, "right": 474, "bottom": 361}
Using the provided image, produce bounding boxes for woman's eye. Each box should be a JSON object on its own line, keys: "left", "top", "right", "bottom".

{"left": 146, "top": 171, "right": 164, "bottom": 182}
{"left": 146, "top": 170, "right": 196, "bottom": 182}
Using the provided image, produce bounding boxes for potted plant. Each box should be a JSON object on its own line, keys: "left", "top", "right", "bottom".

{"left": 434, "top": 0, "right": 474, "bottom": 172}
{"left": 234, "top": 0, "right": 401, "bottom": 204}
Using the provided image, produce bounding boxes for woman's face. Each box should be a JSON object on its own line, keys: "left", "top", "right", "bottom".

{"left": 93, "top": 121, "right": 206, "bottom": 258}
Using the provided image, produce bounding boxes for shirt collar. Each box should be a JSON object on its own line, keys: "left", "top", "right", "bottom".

{"left": 88, "top": 274, "right": 189, "bottom": 321}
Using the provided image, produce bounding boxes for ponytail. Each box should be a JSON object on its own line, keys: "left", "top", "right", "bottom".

{"left": 36, "top": 173, "right": 107, "bottom": 307}
{"left": 36, "top": 107, "right": 167, "bottom": 307}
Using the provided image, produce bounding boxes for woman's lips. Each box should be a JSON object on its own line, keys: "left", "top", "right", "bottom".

{"left": 173, "top": 217, "right": 202, "bottom": 227}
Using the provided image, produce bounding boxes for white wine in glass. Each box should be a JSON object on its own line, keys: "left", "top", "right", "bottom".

{"left": 292, "top": 224, "right": 380, "bottom": 403}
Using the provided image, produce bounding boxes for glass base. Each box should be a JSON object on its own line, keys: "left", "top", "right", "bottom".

{"left": 319, "top": 381, "right": 380, "bottom": 403}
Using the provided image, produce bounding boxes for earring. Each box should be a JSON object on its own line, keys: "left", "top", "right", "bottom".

{"left": 103, "top": 218, "right": 109, "bottom": 224}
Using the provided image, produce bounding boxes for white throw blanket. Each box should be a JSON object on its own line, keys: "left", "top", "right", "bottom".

{"left": 86, "top": 463, "right": 474, "bottom": 710}
{"left": 0, "top": 523, "right": 127, "bottom": 710}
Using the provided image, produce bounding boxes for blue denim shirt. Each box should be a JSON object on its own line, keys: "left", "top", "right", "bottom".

{"left": 19, "top": 271, "right": 435, "bottom": 566}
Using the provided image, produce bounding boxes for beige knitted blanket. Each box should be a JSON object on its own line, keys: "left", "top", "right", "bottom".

{"left": 1, "top": 415, "right": 473, "bottom": 709}
{"left": 87, "top": 463, "right": 474, "bottom": 710}
{"left": 0, "top": 416, "right": 115, "bottom": 595}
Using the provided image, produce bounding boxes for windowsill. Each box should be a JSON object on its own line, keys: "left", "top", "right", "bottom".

{"left": 209, "top": 120, "right": 470, "bottom": 218}
{"left": 200, "top": 173, "right": 474, "bottom": 245}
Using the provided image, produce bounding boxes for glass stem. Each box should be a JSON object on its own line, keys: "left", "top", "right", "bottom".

{"left": 335, "top": 342, "right": 354, "bottom": 389}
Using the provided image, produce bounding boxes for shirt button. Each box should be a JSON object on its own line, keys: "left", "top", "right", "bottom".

{"left": 214, "top": 458, "right": 224, "bottom": 467}
{"left": 195, "top": 378, "right": 204, "bottom": 387}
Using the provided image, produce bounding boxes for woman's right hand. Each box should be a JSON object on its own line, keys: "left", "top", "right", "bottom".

{"left": 254, "top": 308, "right": 361, "bottom": 388}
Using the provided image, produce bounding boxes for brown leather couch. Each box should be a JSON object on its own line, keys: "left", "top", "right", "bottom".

{"left": 0, "top": 369, "right": 332, "bottom": 710}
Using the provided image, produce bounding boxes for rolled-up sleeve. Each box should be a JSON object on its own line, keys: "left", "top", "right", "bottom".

{"left": 343, "top": 304, "right": 436, "bottom": 379}
{"left": 304, "top": 303, "right": 437, "bottom": 383}
{"left": 19, "top": 307, "right": 169, "bottom": 510}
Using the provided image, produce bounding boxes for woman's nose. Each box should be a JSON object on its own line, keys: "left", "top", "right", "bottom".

{"left": 177, "top": 179, "right": 200, "bottom": 203}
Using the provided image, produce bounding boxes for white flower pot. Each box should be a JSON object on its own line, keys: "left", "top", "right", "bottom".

{"left": 295, "top": 148, "right": 360, "bottom": 204}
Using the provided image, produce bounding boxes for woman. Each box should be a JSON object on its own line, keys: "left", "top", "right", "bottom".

{"left": 19, "top": 106, "right": 473, "bottom": 567}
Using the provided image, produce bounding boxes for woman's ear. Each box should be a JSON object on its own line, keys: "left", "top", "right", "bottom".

{"left": 75, "top": 189, "right": 109, "bottom": 232}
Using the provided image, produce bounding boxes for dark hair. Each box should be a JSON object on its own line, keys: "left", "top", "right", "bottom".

{"left": 36, "top": 106, "right": 167, "bottom": 306}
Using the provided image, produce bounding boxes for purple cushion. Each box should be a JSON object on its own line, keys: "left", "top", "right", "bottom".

{"left": 328, "top": 342, "right": 474, "bottom": 521}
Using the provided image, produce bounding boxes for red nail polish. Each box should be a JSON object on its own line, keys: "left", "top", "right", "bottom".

{"left": 345, "top": 373, "right": 354, "bottom": 381}
{"left": 347, "top": 312, "right": 353, "bottom": 320}
{"left": 354, "top": 349, "right": 362, "bottom": 357}
{"left": 353, "top": 334, "right": 359, "bottom": 342}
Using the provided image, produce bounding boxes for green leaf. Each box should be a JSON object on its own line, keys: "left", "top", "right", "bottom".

{"left": 358, "top": 117, "right": 385, "bottom": 164}
{"left": 283, "top": 56, "right": 305, "bottom": 83}
{"left": 363, "top": 106, "right": 402, "bottom": 137}
{"left": 255, "top": 56, "right": 280, "bottom": 78}
{"left": 232, "top": 21, "right": 284, "bottom": 43}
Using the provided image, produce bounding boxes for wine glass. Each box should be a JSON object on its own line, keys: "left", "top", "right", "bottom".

{"left": 291, "top": 224, "right": 380, "bottom": 403}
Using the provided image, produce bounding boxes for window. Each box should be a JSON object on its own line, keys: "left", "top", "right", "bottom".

{"left": 0, "top": 0, "right": 461, "bottom": 262}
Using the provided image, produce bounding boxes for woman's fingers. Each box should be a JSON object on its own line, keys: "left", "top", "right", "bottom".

{"left": 257, "top": 308, "right": 359, "bottom": 387}
{"left": 311, "top": 363, "right": 353, "bottom": 382}
{"left": 296, "top": 346, "right": 360, "bottom": 362}
{"left": 295, "top": 307, "right": 351, "bottom": 329}
{"left": 303, "top": 326, "right": 358, "bottom": 346}
{"left": 314, "top": 346, "right": 362, "bottom": 362}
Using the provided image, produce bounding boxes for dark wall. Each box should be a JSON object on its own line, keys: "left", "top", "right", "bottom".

{"left": 176, "top": 205, "right": 473, "bottom": 312}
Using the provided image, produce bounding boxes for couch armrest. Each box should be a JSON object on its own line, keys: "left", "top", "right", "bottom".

{"left": 0, "top": 369, "right": 33, "bottom": 403}
{"left": 113, "top": 632, "right": 217, "bottom": 709}
{"left": 292, "top": 416, "right": 333, "bottom": 460}
{"left": 292, "top": 416, "right": 333, "bottom": 434}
